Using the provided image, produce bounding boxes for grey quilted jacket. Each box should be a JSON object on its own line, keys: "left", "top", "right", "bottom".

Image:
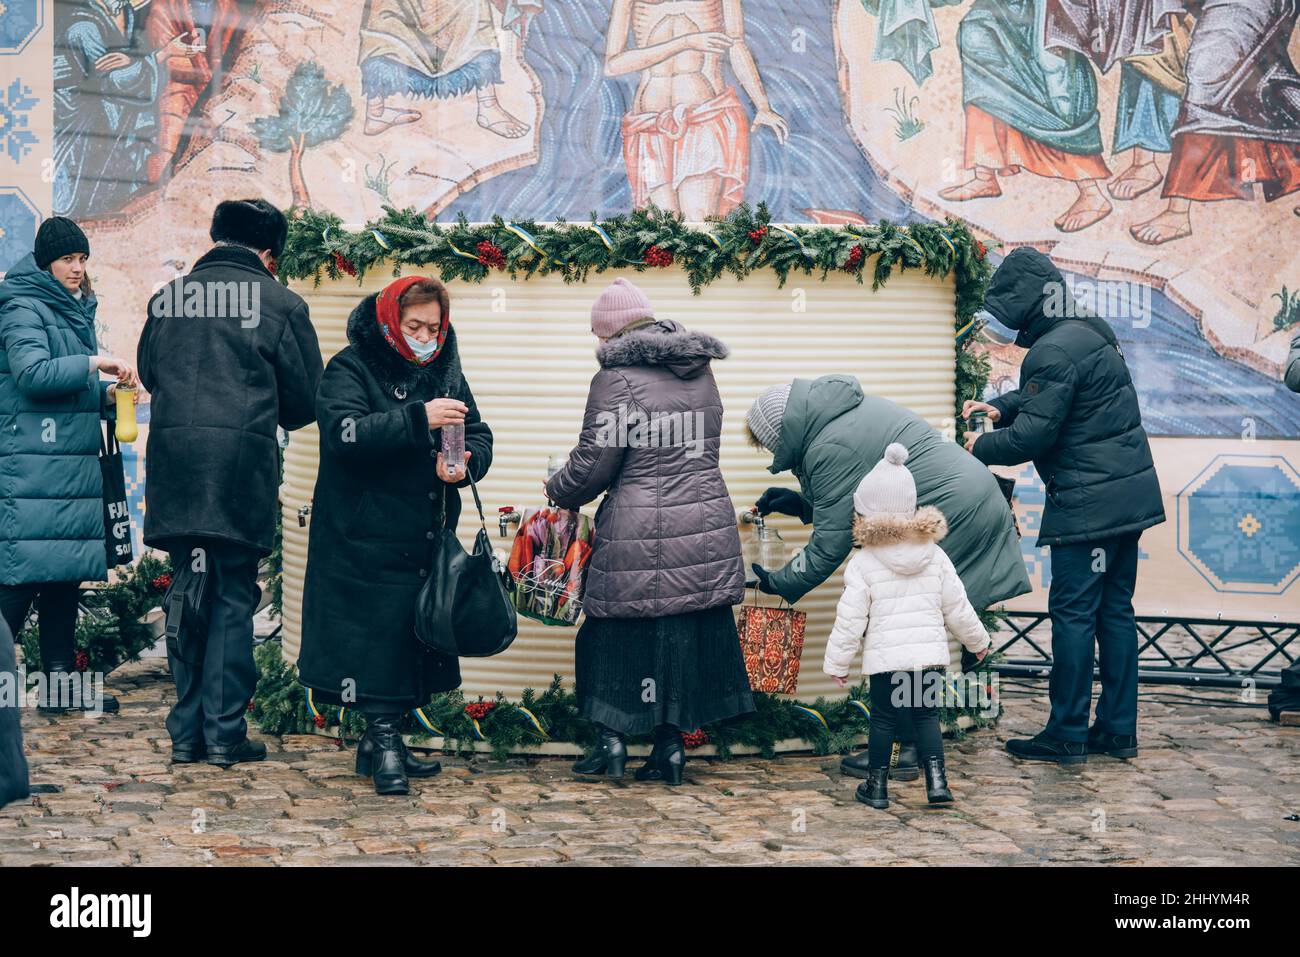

{"left": 544, "top": 320, "right": 745, "bottom": 619}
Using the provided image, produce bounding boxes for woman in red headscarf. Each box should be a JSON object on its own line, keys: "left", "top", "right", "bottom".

{"left": 298, "top": 276, "right": 493, "bottom": 796}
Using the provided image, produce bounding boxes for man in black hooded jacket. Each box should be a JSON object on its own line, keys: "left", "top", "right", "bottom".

{"left": 138, "top": 199, "right": 322, "bottom": 767}
{"left": 964, "top": 247, "right": 1165, "bottom": 764}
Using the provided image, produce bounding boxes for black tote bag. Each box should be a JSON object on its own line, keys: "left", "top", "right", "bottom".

{"left": 415, "top": 473, "right": 517, "bottom": 658}
{"left": 100, "top": 426, "right": 133, "bottom": 568}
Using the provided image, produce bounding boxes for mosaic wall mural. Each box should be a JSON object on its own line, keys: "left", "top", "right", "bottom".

{"left": 1, "top": 0, "right": 1297, "bottom": 613}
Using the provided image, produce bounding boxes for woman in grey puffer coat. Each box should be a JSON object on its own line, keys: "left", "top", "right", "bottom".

{"left": 545, "top": 279, "right": 751, "bottom": 785}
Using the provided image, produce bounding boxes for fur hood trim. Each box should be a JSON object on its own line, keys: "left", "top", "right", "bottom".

{"left": 597, "top": 319, "right": 728, "bottom": 376}
{"left": 852, "top": 506, "right": 949, "bottom": 547}
{"left": 346, "top": 292, "right": 463, "bottom": 398}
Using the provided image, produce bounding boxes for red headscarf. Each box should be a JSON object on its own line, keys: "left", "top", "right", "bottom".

{"left": 375, "top": 275, "right": 449, "bottom": 366}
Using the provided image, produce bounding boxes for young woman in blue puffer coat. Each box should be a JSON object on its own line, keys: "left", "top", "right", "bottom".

{"left": 0, "top": 217, "right": 137, "bottom": 714}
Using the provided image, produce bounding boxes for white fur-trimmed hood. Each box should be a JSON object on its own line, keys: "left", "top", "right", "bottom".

{"left": 852, "top": 506, "right": 948, "bottom": 547}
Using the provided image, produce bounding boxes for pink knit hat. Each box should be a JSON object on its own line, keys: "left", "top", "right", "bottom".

{"left": 590, "top": 278, "right": 654, "bottom": 338}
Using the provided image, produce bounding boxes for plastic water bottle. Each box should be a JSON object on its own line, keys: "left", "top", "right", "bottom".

{"left": 441, "top": 422, "right": 465, "bottom": 479}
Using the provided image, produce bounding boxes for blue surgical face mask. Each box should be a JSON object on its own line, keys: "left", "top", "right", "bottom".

{"left": 404, "top": 334, "right": 438, "bottom": 361}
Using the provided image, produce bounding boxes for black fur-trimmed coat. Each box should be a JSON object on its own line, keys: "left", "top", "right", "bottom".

{"left": 543, "top": 319, "right": 744, "bottom": 619}
{"left": 297, "top": 294, "right": 492, "bottom": 709}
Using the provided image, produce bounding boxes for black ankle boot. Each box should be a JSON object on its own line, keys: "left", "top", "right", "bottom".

{"left": 634, "top": 725, "right": 685, "bottom": 785}
{"left": 923, "top": 756, "right": 953, "bottom": 804}
{"left": 855, "top": 767, "right": 890, "bottom": 809}
{"left": 356, "top": 717, "right": 409, "bottom": 795}
{"left": 36, "top": 663, "right": 119, "bottom": 714}
{"left": 356, "top": 724, "right": 441, "bottom": 779}
{"left": 572, "top": 725, "right": 627, "bottom": 779}
{"left": 893, "top": 741, "right": 920, "bottom": 782}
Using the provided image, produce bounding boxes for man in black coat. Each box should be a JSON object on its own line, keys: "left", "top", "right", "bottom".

{"left": 138, "top": 198, "right": 323, "bottom": 767}
{"left": 964, "top": 247, "right": 1165, "bottom": 764}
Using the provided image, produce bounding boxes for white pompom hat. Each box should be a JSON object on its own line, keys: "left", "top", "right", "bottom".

{"left": 853, "top": 442, "right": 917, "bottom": 518}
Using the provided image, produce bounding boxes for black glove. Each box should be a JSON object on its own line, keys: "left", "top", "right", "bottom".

{"left": 751, "top": 563, "right": 778, "bottom": 596}
{"left": 756, "top": 487, "right": 807, "bottom": 520}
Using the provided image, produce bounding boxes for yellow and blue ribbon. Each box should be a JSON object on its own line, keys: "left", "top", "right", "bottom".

{"left": 515, "top": 705, "right": 549, "bottom": 740}
{"left": 411, "top": 707, "right": 443, "bottom": 737}
{"left": 305, "top": 688, "right": 322, "bottom": 721}
{"left": 793, "top": 705, "right": 828, "bottom": 729}
{"left": 771, "top": 224, "right": 813, "bottom": 259}
{"left": 846, "top": 699, "right": 871, "bottom": 722}
{"left": 588, "top": 223, "right": 615, "bottom": 251}
{"left": 504, "top": 222, "right": 548, "bottom": 261}
{"left": 370, "top": 229, "right": 391, "bottom": 251}
{"left": 937, "top": 232, "right": 957, "bottom": 257}
{"left": 448, "top": 242, "right": 482, "bottom": 262}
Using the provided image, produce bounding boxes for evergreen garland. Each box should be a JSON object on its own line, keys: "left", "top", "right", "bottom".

{"left": 250, "top": 643, "right": 1000, "bottom": 762}
{"left": 263, "top": 202, "right": 1002, "bottom": 759}
{"left": 19, "top": 555, "right": 173, "bottom": 675}
{"left": 275, "top": 202, "right": 994, "bottom": 420}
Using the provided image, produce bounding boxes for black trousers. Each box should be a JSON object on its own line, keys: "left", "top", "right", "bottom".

{"left": 1044, "top": 532, "right": 1141, "bottom": 742}
{"left": 165, "top": 540, "right": 261, "bottom": 749}
{"left": 867, "top": 671, "right": 943, "bottom": 768}
{"left": 0, "top": 580, "right": 80, "bottom": 668}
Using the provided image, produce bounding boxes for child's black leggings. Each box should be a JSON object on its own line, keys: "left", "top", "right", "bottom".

{"left": 868, "top": 671, "right": 944, "bottom": 769}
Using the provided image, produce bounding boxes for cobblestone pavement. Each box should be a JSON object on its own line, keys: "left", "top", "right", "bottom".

{"left": 2, "top": 660, "right": 1297, "bottom": 866}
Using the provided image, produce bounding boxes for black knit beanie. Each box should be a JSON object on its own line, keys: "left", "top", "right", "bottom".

{"left": 34, "top": 217, "right": 90, "bottom": 270}
{"left": 210, "top": 199, "right": 289, "bottom": 257}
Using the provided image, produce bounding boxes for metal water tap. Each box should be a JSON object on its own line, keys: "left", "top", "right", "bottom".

{"left": 297, "top": 504, "right": 312, "bottom": 527}
{"left": 498, "top": 506, "right": 521, "bottom": 537}
{"left": 738, "top": 506, "right": 765, "bottom": 530}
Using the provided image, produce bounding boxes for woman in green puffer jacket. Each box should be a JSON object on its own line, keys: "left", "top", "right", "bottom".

{"left": 0, "top": 217, "right": 137, "bottom": 714}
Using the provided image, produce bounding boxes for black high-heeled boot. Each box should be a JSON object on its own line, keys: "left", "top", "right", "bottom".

{"left": 854, "top": 766, "right": 890, "bottom": 809}
{"left": 634, "top": 725, "right": 685, "bottom": 785}
{"left": 355, "top": 716, "right": 409, "bottom": 795}
{"left": 572, "top": 725, "right": 627, "bottom": 778}
{"left": 923, "top": 755, "right": 953, "bottom": 804}
{"left": 356, "top": 725, "right": 441, "bottom": 778}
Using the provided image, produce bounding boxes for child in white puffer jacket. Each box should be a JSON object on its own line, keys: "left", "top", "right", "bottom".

{"left": 824, "top": 442, "right": 991, "bottom": 810}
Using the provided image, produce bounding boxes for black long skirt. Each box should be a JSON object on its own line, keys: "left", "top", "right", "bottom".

{"left": 574, "top": 605, "right": 756, "bottom": 736}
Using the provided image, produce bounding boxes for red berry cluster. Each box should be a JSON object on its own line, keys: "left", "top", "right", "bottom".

{"left": 313, "top": 714, "right": 326, "bottom": 729}
{"left": 476, "top": 241, "right": 507, "bottom": 270}
{"left": 643, "top": 245, "right": 674, "bottom": 268}
{"left": 152, "top": 573, "right": 172, "bottom": 593}
{"left": 747, "top": 226, "right": 768, "bottom": 244}
{"left": 247, "top": 699, "right": 255, "bottom": 713}
{"left": 333, "top": 252, "right": 358, "bottom": 277}
{"left": 974, "top": 239, "right": 988, "bottom": 261}
{"left": 74, "top": 651, "right": 90, "bottom": 673}
{"left": 843, "top": 245, "right": 865, "bottom": 272}
{"left": 464, "top": 700, "right": 496, "bottom": 720}
{"left": 681, "top": 729, "right": 709, "bottom": 749}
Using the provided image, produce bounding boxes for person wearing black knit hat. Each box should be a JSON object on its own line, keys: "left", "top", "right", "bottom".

{"left": 138, "top": 199, "right": 322, "bottom": 767}
{"left": 0, "top": 216, "right": 139, "bottom": 716}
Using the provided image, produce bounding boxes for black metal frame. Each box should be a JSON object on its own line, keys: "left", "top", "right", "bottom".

{"left": 993, "top": 612, "right": 1299, "bottom": 689}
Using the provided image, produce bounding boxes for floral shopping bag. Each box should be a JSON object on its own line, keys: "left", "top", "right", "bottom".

{"left": 506, "top": 506, "right": 594, "bottom": 626}
{"left": 736, "top": 593, "right": 807, "bottom": 695}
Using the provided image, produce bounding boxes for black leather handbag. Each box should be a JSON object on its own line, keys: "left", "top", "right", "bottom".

{"left": 415, "top": 473, "right": 517, "bottom": 658}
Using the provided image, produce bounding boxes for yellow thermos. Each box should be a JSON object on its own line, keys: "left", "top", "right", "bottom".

{"left": 114, "top": 386, "right": 138, "bottom": 443}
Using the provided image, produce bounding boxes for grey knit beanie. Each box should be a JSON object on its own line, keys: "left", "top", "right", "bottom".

{"left": 746, "top": 383, "right": 792, "bottom": 451}
{"left": 853, "top": 443, "right": 917, "bottom": 518}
